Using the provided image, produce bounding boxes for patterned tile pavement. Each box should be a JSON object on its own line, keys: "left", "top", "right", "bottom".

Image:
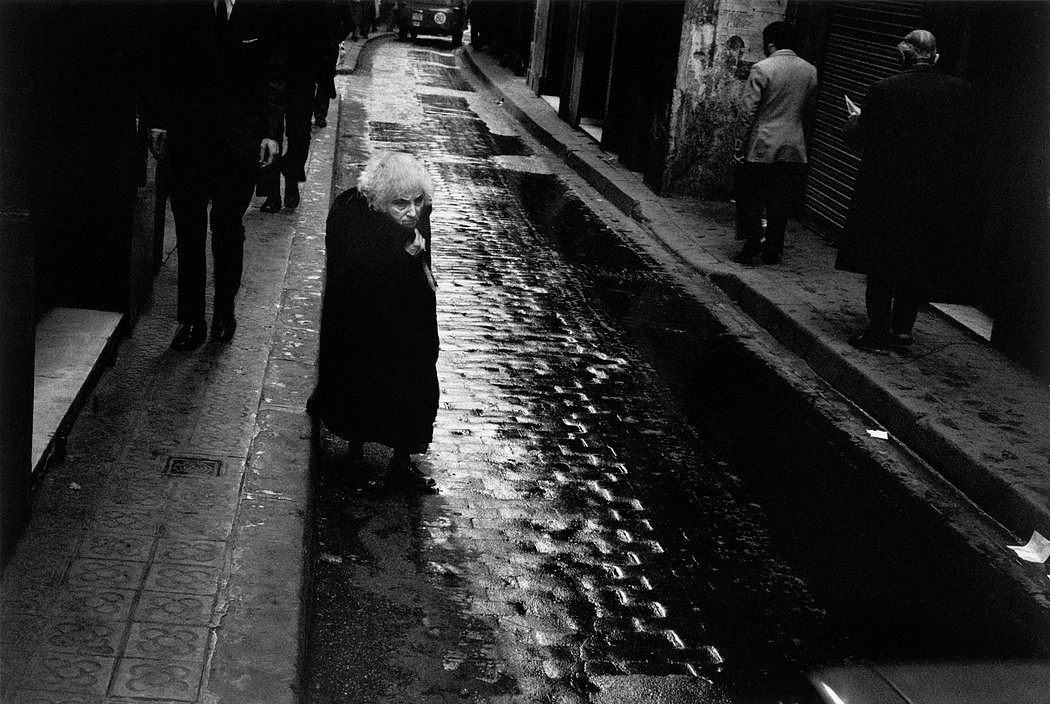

{"left": 0, "top": 36, "right": 382, "bottom": 704}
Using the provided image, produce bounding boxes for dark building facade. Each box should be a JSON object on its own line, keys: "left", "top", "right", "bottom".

{"left": 790, "top": 1, "right": 1050, "bottom": 379}
{"left": 526, "top": 0, "right": 1050, "bottom": 380}
{"left": 0, "top": 2, "right": 162, "bottom": 561}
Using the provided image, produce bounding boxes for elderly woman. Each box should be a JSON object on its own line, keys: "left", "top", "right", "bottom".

{"left": 309, "top": 151, "right": 439, "bottom": 489}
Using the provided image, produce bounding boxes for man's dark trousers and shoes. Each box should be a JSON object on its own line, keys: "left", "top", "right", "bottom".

{"left": 284, "top": 182, "right": 300, "bottom": 209}
{"left": 313, "top": 78, "right": 334, "bottom": 128}
{"left": 260, "top": 195, "right": 282, "bottom": 213}
{"left": 849, "top": 272, "right": 921, "bottom": 352}
{"left": 211, "top": 312, "right": 237, "bottom": 343}
{"left": 172, "top": 320, "right": 207, "bottom": 351}
{"left": 734, "top": 161, "right": 803, "bottom": 265}
{"left": 170, "top": 146, "right": 257, "bottom": 350}
{"left": 848, "top": 329, "right": 891, "bottom": 353}
{"left": 733, "top": 239, "right": 763, "bottom": 264}
{"left": 866, "top": 271, "right": 920, "bottom": 341}
{"left": 258, "top": 79, "right": 313, "bottom": 213}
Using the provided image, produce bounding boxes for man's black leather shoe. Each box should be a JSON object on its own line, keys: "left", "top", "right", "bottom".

{"left": 171, "top": 321, "right": 207, "bottom": 351}
{"left": 848, "top": 330, "right": 891, "bottom": 353}
{"left": 260, "top": 195, "right": 282, "bottom": 213}
{"left": 890, "top": 331, "right": 914, "bottom": 347}
{"left": 733, "top": 241, "right": 762, "bottom": 264}
{"left": 210, "top": 315, "right": 237, "bottom": 343}
{"left": 284, "top": 183, "right": 300, "bottom": 209}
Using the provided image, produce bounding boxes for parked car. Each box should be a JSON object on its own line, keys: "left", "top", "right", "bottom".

{"left": 396, "top": 0, "right": 465, "bottom": 45}
{"left": 809, "top": 660, "right": 1050, "bottom": 703}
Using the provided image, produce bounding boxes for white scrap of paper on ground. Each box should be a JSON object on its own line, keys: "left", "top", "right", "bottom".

{"left": 866, "top": 429, "right": 889, "bottom": 440}
{"left": 320, "top": 553, "right": 343, "bottom": 565}
{"left": 1006, "top": 531, "right": 1050, "bottom": 564}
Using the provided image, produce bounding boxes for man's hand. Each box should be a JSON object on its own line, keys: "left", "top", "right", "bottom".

{"left": 148, "top": 128, "right": 167, "bottom": 159}
{"left": 733, "top": 138, "right": 745, "bottom": 164}
{"left": 259, "top": 138, "right": 280, "bottom": 167}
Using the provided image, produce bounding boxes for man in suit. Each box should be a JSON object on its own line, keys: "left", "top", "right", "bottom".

{"left": 733, "top": 21, "right": 818, "bottom": 265}
{"left": 837, "top": 30, "right": 982, "bottom": 352}
{"left": 145, "top": 0, "right": 286, "bottom": 350}
{"left": 258, "top": 0, "right": 340, "bottom": 213}
{"left": 313, "top": 0, "right": 353, "bottom": 128}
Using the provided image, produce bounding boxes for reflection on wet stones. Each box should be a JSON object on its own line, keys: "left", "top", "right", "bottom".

{"left": 412, "top": 52, "right": 474, "bottom": 92}
{"left": 311, "top": 38, "right": 832, "bottom": 703}
{"left": 408, "top": 49, "right": 458, "bottom": 67}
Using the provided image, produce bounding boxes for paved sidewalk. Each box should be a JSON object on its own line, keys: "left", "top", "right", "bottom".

{"left": 462, "top": 46, "right": 1050, "bottom": 606}
{"left": 0, "top": 35, "right": 380, "bottom": 704}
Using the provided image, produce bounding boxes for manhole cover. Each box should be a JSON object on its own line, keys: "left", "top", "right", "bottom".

{"left": 164, "top": 457, "right": 223, "bottom": 477}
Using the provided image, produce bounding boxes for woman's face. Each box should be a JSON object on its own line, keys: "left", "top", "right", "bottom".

{"left": 382, "top": 191, "right": 426, "bottom": 229}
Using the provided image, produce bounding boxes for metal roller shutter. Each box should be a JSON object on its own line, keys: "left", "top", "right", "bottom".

{"left": 805, "top": 1, "right": 924, "bottom": 236}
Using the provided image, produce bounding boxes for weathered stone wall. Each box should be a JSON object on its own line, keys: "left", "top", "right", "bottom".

{"left": 662, "top": 0, "right": 787, "bottom": 198}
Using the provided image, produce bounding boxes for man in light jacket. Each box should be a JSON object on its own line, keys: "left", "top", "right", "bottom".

{"left": 733, "top": 21, "right": 817, "bottom": 265}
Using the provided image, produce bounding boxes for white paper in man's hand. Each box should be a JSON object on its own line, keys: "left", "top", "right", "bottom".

{"left": 844, "top": 94, "right": 861, "bottom": 116}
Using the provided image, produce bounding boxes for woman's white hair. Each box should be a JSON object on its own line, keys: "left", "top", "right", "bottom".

{"left": 357, "top": 150, "right": 434, "bottom": 208}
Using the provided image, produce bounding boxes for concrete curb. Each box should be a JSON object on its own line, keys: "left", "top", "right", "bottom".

{"left": 202, "top": 71, "right": 343, "bottom": 704}
{"left": 460, "top": 46, "right": 1050, "bottom": 646}
{"left": 206, "top": 33, "right": 399, "bottom": 702}
{"left": 336, "top": 31, "right": 396, "bottom": 75}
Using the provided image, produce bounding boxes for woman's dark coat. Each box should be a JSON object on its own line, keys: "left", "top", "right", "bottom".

{"left": 835, "top": 64, "right": 985, "bottom": 302}
{"left": 313, "top": 188, "right": 439, "bottom": 453}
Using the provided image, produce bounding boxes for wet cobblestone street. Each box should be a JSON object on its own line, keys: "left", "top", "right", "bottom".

{"left": 2, "top": 30, "right": 1040, "bottom": 704}
{"left": 309, "top": 39, "right": 832, "bottom": 704}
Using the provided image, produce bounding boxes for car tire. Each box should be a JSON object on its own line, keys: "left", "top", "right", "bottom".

{"left": 451, "top": 29, "right": 463, "bottom": 46}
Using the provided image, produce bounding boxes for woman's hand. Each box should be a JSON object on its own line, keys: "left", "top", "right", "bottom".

{"left": 404, "top": 228, "right": 427, "bottom": 257}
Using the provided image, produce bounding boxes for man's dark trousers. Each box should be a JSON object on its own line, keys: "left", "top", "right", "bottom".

{"left": 735, "top": 161, "right": 804, "bottom": 257}
{"left": 258, "top": 79, "right": 316, "bottom": 197}
{"left": 864, "top": 272, "right": 921, "bottom": 336}
{"left": 170, "top": 142, "right": 259, "bottom": 324}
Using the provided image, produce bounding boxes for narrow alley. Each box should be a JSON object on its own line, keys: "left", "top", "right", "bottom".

{"left": 2, "top": 26, "right": 1048, "bottom": 704}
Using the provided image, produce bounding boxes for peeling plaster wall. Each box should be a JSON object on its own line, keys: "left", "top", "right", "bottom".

{"left": 663, "top": 0, "right": 788, "bottom": 197}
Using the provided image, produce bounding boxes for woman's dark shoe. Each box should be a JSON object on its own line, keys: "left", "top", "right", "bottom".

{"left": 284, "top": 183, "right": 300, "bottom": 209}
{"left": 260, "top": 195, "right": 282, "bottom": 213}
{"left": 210, "top": 314, "right": 237, "bottom": 343}
{"left": 171, "top": 320, "right": 207, "bottom": 351}
{"left": 314, "top": 116, "right": 327, "bottom": 128}
{"left": 386, "top": 457, "right": 437, "bottom": 492}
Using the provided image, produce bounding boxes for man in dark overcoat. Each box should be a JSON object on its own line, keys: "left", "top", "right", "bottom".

{"left": 144, "top": 0, "right": 286, "bottom": 350}
{"left": 837, "top": 29, "right": 983, "bottom": 352}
